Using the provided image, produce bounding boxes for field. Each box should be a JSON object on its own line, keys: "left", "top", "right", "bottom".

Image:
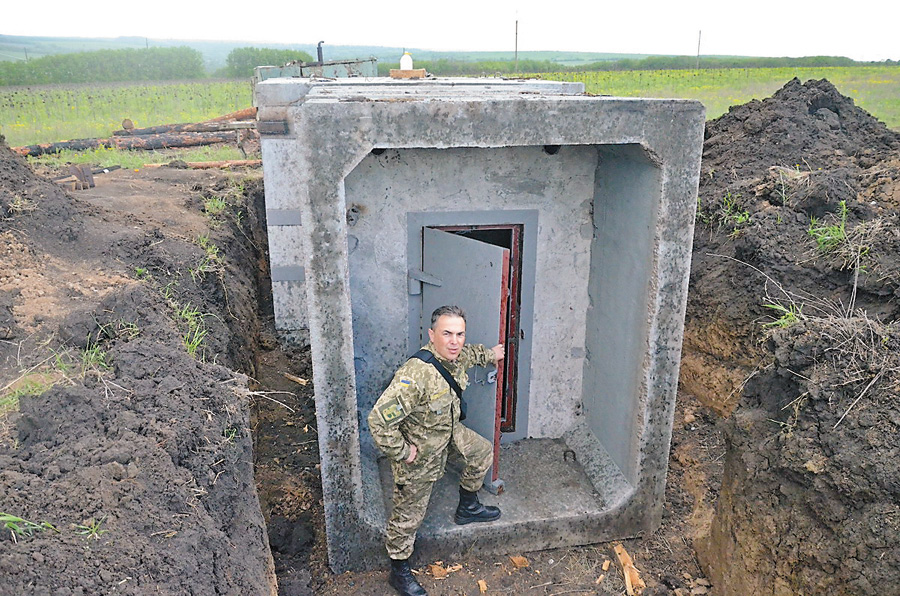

{"left": 538, "top": 65, "right": 900, "bottom": 126}
{"left": 2, "top": 66, "right": 899, "bottom": 148}
{"left": 2, "top": 73, "right": 899, "bottom": 595}
{"left": 0, "top": 80, "right": 252, "bottom": 147}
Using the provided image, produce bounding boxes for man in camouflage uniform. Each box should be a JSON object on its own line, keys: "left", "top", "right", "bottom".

{"left": 368, "top": 305, "right": 504, "bottom": 596}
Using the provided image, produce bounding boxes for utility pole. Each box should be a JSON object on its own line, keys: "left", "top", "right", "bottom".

{"left": 24, "top": 47, "right": 28, "bottom": 61}
{"left": 696, "top": 30, "right": 701, "bottom": 70}
{"left": 514, "top": 19, "right": 519, "bottom": 74}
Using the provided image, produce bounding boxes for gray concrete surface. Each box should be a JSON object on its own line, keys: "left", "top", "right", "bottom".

{"left": 255, "top": 76, "right": 705, "bottom": 572}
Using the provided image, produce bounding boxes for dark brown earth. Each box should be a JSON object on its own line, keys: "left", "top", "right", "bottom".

{"left": 684, "top": 78, "right": 900, "bottom": 595}
{"left": 0, "top": 157, "right": 277, "bottom": 594}
{"left": 1, "top": 77, "right": 898, "bottom": 596}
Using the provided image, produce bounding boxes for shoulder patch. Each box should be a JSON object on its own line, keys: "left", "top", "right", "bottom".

{"left": 398, "top": 376, "right": 414, "bottom": 386}
{"left": 376, "top": 397, "right": 406, "bottom": 424}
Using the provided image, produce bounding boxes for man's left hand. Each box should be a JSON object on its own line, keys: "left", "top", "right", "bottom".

{"left": 491, "top": 344, "right": 505, "bottom": 361}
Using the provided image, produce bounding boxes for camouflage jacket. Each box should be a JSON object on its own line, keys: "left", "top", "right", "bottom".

{"left": 367, "top": 341, "right": 496, "bottom": 484}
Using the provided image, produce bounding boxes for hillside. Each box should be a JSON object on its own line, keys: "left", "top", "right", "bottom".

{"left": 0, "top": 34, "right": 642, "bottom": 72}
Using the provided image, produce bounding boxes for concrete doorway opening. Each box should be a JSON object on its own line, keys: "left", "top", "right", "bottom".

{"left": 416, "top": 223, "right": 524, "bottom": 492}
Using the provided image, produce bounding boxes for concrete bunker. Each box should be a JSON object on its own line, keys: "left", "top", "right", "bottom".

{"left": 255, "top": 77, "right": 705, "bottom": 571}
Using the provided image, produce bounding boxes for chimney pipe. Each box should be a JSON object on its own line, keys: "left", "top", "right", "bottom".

{"left": 317, "top": 41, "right": 324, "bottom": 64}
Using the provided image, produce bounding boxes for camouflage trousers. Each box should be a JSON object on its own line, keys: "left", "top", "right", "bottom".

{"left": 386, "top": 423, "right": 492, "bottom": 559}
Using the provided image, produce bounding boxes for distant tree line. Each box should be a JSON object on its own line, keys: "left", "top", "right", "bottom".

{"left": 0, "top": 47, "right": 205, "bottom": 86}
{"left": 583, "top": 55, "right": 863, "bottom": 71}
{"left": 223, "top": 47, "right": 314, "bottom": 78}
{"left": 377, "top": 58, "right": 563, "bottom": 76}
{"left": 1, "top": 45, "right": 893, "bottom": 86}
{"left": 380, "top": 55, "right": 892, "bottom": 76}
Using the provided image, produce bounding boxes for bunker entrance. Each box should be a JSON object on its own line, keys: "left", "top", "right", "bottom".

{"left": 255, "top": 76, "right": 704, "bottom": 570}
{"left": 417, "top": 224, "right": 524, "bottom": 491}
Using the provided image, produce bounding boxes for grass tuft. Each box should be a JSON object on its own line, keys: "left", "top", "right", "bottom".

{"left": 74, "top": 517, "right": 108, "bottom": 540}
{"left": 808, "top": 200, "right": 848, "bottom": 252}
{"left": 1, "top": 513, "right": 59, "bottom": 543}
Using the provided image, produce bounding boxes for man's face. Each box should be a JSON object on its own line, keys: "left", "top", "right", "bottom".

{"left": 428, "top": 315, "right": 466, "bottom": 361}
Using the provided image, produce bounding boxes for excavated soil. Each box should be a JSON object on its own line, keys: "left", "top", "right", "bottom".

{"left": 0, "top": 154, "right": 278, "bottom": 594}
{"left": 1, "top": 76, "right": 898, "bottom": 596}
{"left": 685, "top": 78, "right": 900, "bottom": 595}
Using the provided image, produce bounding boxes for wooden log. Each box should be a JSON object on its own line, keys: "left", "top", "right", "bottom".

{"left": 204, "top": 107, "right": 258, "bottom": 122}
{"left": 113, "top": 121, "right": 256, "bottom": 136}
{"left": 11, "top": 137, "right": 109, "bottom": 157}
{"left": 12, "top": 132, "right": 238, "bottom": 157}
{"left": 143, "top": 159, "right": 261, "bottom": 169}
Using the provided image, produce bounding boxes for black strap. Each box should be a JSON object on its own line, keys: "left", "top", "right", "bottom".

{"left": 412, "top": 349, "right": 467, "bottom": 421}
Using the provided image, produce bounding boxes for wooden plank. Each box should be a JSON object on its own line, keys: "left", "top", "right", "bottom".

{"left": 613, "top": 543, "right": 646, "bottom": 595}
{"left": 389, "top": 68, "right": 427, "bottom": 79}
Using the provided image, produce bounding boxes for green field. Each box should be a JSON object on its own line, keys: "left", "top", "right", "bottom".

{"left": 2, "top": 66, "right": 898, "bottom": 148}
{"left": 537, "top": 66, "right": 900, "bottom": 127}
{"left": 1, "top": 80, "right": 251, "bottom": 147}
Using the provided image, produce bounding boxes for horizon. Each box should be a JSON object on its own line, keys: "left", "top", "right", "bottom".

{"left": 0, "top": 33, "right": 888, "bottom": 65}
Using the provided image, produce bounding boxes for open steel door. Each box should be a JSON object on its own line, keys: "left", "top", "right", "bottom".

{"left": 421, "top": 227, "right": 508, "bottom": 492}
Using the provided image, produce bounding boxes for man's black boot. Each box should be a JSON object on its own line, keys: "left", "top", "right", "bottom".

{"left": 389, "top": 558, "right": 427, "bottom": 596}
{"left": 454, "top": 487, "right": 501, "bottom": 525}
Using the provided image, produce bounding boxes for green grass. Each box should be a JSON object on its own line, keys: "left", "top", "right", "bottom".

{"left": 535, "top": 66, "right": 900, "bottom": 128}
{"left": 1, "top": 513, "right": 58, "bottom": 540}
{"left": 26, "top": 144, "right": 246, "bottom": 170}
{"left": 81, "top": 343, "right": 110, "bottom": 376}
{"left": 1, "top": 80, "right": 251, "bottom": 146}
{"left": 808, "top": 200, "right": 849, "bottom": 252}
{"left": 0, "top": 372, "right": 59, "bottom": 416}
{"left": 763, "top": 302, "right": 804, "bottom": 328}
{"left": 190, "top": 234, "right": 223, "bottom": 281}
{"left": 173, "top": 301, "right": 211, "bottom": 358}
{"left": 204, "top": 196, "right": 228, "bottom": 217}
{"left": 74, "top": 517, "right": 108, "bottom": 540}
{"left": 3, "top": 67, "right": 898, "bottom": 150}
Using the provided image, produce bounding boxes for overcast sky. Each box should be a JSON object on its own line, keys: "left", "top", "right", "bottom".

{"left": 3, "top": 0, "right": 897, "bottom": 62}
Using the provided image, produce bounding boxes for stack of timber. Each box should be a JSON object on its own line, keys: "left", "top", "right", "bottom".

{"left": 11, "top": 108, "right": 259, "bottom": 158}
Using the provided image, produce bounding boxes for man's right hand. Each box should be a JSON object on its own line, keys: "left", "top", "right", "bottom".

{"left": 405, "top": 443, "right": 418, "bottom": 463}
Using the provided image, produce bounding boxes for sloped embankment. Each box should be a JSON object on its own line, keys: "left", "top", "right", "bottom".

{"left": 0, "top": 141, "right": 277, "bottom": 595}
{"left": 681, "top": 79, "right": 900, "bottom": 594}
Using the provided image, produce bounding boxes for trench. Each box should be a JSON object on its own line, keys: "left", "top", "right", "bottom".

{"left": 224, "top": 180, "right": 329, "bottom": 594}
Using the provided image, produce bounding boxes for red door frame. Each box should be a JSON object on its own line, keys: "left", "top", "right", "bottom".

{"left": 432, "top": 224, "right": 523, "bottom": 435}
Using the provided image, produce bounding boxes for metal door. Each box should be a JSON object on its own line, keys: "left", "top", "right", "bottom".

{"left": 421, "top": 227, "right": 508, "bottom": 492}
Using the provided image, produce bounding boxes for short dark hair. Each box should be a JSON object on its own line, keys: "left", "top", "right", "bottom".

{"left": 431, "top": 305, "right": 466, "bottom": 328}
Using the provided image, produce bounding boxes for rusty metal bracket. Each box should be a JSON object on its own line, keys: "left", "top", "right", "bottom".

{"left": 257, "top": 120, "right": 290, "bottom": 136}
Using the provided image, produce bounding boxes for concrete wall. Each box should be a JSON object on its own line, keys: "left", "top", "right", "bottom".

{"left": 584, "top": 144, "right": 661, "bottom": 484}
{"left": 255, "top": 77, "right": 705, "bottom": 572}
{"left": 345, "top": 145, "right": 597, "bottom": 442}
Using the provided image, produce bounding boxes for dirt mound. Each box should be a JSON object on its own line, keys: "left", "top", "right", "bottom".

{"left": 682, "top": 78, "right": 900, "bottom": 415}
{"left": 0, "top": 139, "right": 277, "bottom": 595}
{"left": 684, "top": 79, "right": 900, "bottom": 594}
